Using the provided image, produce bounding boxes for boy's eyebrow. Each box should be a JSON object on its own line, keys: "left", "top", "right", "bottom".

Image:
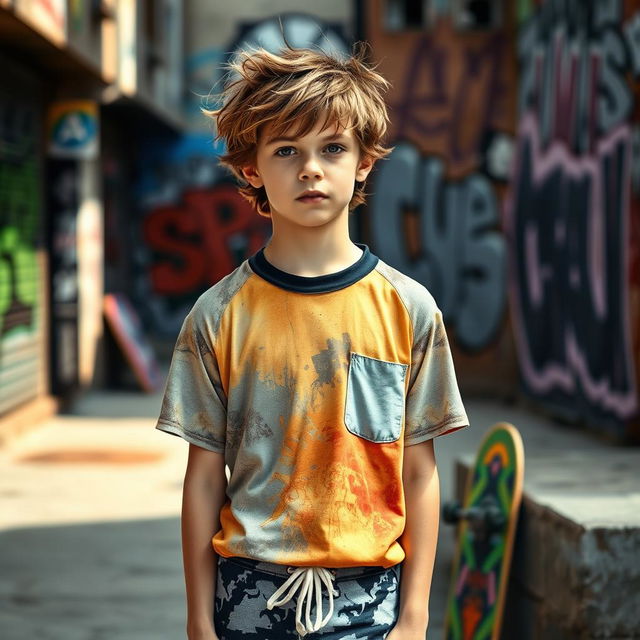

{"left": 265, "top": 132, "right": 350, "bottom": 145}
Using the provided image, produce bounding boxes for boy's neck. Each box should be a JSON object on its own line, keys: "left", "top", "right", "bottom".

{"left": 262, "top": 235, "right": 364, "bottom": 278}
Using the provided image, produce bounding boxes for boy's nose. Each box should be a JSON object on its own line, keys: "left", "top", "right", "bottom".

{"left": 299, "top": 161, "right": 323, "bottom": 180}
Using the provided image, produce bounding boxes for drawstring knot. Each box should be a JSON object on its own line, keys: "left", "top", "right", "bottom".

{"left": 266, "top": 566, "right": 339, "bottom": 636}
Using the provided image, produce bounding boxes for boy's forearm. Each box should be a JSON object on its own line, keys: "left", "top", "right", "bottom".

{"left": 181, "top": 472, "right": 227, "bottom": 632}
{"left": 397, "top": 462, "right": 440, "bottom": 627}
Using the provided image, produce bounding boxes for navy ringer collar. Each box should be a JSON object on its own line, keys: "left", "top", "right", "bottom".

{"left": 248, "top": 242, "right": 378, "bottom": 294}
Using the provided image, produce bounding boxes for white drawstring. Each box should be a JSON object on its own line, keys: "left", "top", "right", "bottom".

{"left": 266, "top": 566, "right": 339, "bottom": 636}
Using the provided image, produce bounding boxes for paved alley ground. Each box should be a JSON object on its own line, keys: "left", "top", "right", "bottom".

{"left": 0, "top": 386, "right": 577, "bottom": 639}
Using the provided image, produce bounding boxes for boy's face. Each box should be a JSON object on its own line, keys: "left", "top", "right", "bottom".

{"left": 241, "top": 117, "right": 374, "bottom": 227}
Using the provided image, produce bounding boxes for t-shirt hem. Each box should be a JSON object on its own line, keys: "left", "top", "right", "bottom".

{"left": 404, "top": 418, "right": 470, "bottom": 446}
{"left": 214, "top": 550, "right": 402, "bottom": 570}
{"left": 155, "top": 420, "right": 225, "bottom": 453}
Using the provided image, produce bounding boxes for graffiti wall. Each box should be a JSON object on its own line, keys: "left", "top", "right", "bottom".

{"left": 134, "top": 13, "right": 351, "bottom": 337}
{"left": 506, "top": 0, "right": 640, "bottom": 438}
{"left": 364, "top": 0, "right": 518, "bottom": 395}
{"left": 133, "top": 134, "right": 270, "bottom": 337}
{"left": 366, "top": 0, "right": 640, "bottom": 437}
{"left": 0, "top": 89, "right": 46, "bottom": 415}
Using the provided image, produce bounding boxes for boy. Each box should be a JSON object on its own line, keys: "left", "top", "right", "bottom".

{"left": 155, "top": 43, "right": 470, "bottom": 640}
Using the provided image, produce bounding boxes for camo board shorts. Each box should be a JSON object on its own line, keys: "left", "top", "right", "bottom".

{"left": 214, "top": 554, "right": 403, "bottom": 639}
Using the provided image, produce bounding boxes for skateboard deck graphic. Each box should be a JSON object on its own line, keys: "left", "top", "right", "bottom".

{"left": 443, "top": 422, "right": 524, "bottom": 640}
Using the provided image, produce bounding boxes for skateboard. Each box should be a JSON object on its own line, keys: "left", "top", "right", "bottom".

{"left": 442, "top": 422, "right": 524, "bottom": 640}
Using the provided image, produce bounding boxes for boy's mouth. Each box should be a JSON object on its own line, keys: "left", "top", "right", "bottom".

{"left": 296, "top": 190, "right": 328, "bottom": 202}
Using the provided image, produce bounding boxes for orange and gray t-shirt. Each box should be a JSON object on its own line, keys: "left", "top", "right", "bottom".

{"left": 155, "top": 242, "right": 469, "bottom": 569}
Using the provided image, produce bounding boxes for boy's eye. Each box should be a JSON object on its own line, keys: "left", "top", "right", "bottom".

{"left": 274, "top": 144, "right": 346, "bottom": 157}
{"left": 275, "top": 147, "right": 295, "bottom": 157}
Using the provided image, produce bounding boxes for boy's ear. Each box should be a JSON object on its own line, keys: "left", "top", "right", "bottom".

{"left": 355, "top": 154, "right": 375, "bottom": 182}
{"left": 241, "top": 164, "right": 264, "bottom": 188}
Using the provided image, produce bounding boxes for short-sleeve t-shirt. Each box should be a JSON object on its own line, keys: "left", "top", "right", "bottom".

{"left": 155, "top": 242, "right": 469, "bottom": 569}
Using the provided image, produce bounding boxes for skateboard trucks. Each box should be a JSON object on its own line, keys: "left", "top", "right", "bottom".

{"left": 442, "top": 495, "right": 506, "bottom": 539}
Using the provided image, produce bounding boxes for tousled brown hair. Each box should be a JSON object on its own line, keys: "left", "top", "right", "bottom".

{"left": 203, "top": 42, "right": 393, "bottom": 217}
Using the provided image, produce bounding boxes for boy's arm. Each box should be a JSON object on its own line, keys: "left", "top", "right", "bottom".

{"left": 397, "top": 438, "right": 440, "bottom": 631}
{"left": 182, "top": 443, "right": 227, "bottom": 638}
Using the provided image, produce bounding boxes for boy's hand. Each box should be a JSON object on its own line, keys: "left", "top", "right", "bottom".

{"left": 187, "top": 630, "right": 219, "bottom": 640}
{"left": 386, "top": 618, "right": 429, "bottom": 639}
{"left": 186, "top": 622, "right": 219, "bottom": 640}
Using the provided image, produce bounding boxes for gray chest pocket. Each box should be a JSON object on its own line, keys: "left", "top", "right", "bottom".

{"left": 344, "top": 352, "right": 409, "bottom": 443}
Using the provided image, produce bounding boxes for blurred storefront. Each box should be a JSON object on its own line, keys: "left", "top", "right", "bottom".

{"left": 0, "top": 0, "right": 185, "bottom": 442}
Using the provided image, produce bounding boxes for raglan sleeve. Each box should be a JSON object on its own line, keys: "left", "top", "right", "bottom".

{"left": 404, "top": 295, "right": 470, "bottom": 446}
{"left": 154, "top": 307, "right": 227, "bottom": 453}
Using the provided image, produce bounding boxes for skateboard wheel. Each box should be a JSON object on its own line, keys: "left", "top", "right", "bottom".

{"left": 442, "top": 500, "right": 461, "bottom": 524}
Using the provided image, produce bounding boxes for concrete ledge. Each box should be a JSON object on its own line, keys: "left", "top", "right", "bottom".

{"left": 454, "top": 455, "right": 640, "bottom": 639}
